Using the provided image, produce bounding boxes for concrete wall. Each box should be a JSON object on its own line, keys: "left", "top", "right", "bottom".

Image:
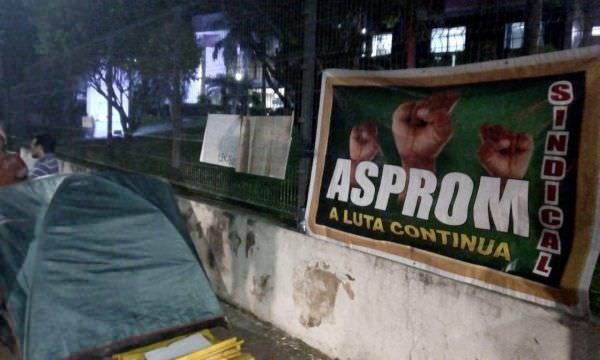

{"left": 177, "top": 198, "right": 600, "bottom": 360}
{"left": 56, "top": 158, "right": 600, "bottom": 360}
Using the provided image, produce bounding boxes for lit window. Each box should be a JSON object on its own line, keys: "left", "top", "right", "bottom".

{"left": 505, "top": 22, "right": 525, "bottom": 49}
{"left": 371, "top": 33, "right": 393, "bottom": 57}
{"left": 430, "top": 26, "right": 466, "bottom": 54}
{"left": 592, "top": 26, "right": 600, "bottom": 36}
{"left": 249, "top": 88, "right": 285, "bottom": 109}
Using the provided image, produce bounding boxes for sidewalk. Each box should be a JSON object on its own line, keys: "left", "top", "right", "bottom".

{"left": 0, "top": 302, "right": 331, "bottom": 360}
{"left": 216, "top": 302, "right": 331, "bottom": 360}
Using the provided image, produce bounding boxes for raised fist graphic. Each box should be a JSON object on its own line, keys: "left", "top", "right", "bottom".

{"left": 392, "top": 91, "right": 459, "bottom": 172}
{"left": 349, "top": 122, "right": 380, "bottom": 184}
{"left": 478, "top": 124, "right": 534, "bottom": 180}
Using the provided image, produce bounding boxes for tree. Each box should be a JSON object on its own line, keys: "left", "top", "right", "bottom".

{"left": 206, "top": 75, "right": 254, "bottom": 113}
{"left": 0, "top": 0, "right": 37, "bottom": 129}
{"left": 136, "top": 3, "right": 201, "bottom": 168}
{"left": 25, "top": 0, "right": 152, "bottom": 138}
{"left": 218, "top": 0, "right": 303, "bottom": 110}
{"left": 130, "top": 77, "right": 170, "bottom": 120}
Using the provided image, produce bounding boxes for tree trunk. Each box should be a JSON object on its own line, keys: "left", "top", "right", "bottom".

{"left": 120, "top": 70, "right": 132, "bottom": 138}
{"left": 106, "top": 64, "right": 113, "bottom": 141}
{"left": 525, "top": 0, "right": 543, "bottom": 54}
{"left": 116, "top": 105, "right": 130, "bottom": 138}
{"left": 261, "top": 63, "right": 267, "bottom": 111}
{"left": 201, "top": 48, "right": 207, "bottom": 96}
{"left": 170, "top": 71, "right": 183, "bottom": 169}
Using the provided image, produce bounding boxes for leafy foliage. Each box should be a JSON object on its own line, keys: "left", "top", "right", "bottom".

{"left": 24, "top": 0, "right": 204, "bottom": 139}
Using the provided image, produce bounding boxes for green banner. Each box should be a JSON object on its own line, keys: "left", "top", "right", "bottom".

{"left": 317, "top": 74, "right": 582, "bottom": 286}
{"left": 306, "top": 49, "right": 600, "bottom": 306}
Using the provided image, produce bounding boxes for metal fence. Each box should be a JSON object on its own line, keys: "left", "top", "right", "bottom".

{"left": 2, "top": 0, "right": 599, "bottom": 225}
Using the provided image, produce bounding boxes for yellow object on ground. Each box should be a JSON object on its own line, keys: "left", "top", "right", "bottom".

{"left": 176, "top": 337, "right": 246, "bottom": 360}
{"left": 112, "top": 330, "right": 254, "bottom": 360}
{"left": 112, "top": 330, "right": 217, "bottom": 360}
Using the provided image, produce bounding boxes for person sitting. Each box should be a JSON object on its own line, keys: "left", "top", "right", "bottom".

{"left": 30, "top": 134, "right": 59, "bottom": 179}
{"left": 0, "top": 128, "right": 28, "bottom": 186}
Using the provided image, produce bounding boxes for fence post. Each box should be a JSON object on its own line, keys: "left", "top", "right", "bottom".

{"left": 297, "top": 0, "right": 318, "bottom": 231}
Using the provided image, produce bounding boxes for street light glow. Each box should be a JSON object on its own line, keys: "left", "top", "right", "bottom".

{"left": 235, "top": 72, "right": 243, "bottom": 81}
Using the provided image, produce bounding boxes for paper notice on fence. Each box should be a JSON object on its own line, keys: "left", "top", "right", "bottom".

{"left": 236, "top": 115, "right": 293, "bottom": 179}
{"left": 199, "top": 114, "right": 241, "bottom": 167}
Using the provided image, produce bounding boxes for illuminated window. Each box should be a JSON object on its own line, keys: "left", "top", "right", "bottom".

{"left": 371, "top": 33, "right": 393, "bottom": 57}
{"left": 592, "top": 26, "right": 600, "bottom": 36}
{"left": 505, "top": 22, "right": 525, "bottom": 49}
{"left": 249, "top": 88, "right": 285, "bottom": 109}
{"left": 430, "top": 26, "right": 466, "bottom": 54}
{"left": 505, "top": 22, "right": 544, "bottom": 49}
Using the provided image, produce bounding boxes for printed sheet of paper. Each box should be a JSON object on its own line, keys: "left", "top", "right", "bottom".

{"left": 236, "top": 115, "right": 293, "bottom": 179}
{"left": 199, "top": 114, "right": 241, "bottom": 167}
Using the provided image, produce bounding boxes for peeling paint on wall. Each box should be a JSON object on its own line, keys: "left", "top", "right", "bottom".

{"left": 182, "top": 208, "right": 194, "bottom": 225}
{"left": 292, "top": 263, "right": 355, "bottom": 328}
{"left": 342, "top": 282, "right": 355, "bottom": 300}
{"left": 251, "top": 275, "right": 272, "bottom": 302}
{"left": 229, "top": 231, "right": 242, "bottom": 256}
{"left": 207, "top": 224, "right": 225, "bottom": 265}
{"left": 206, "top": 213, "right": 232, "bottom": 267}
{"left": 245, "top": 231, "right": 256, "bottom": 258}
{"left": 207, "top": 249, "right": 217, "bottom": 269}
{"left": 195, "top": 222, "right": 204, "bottom": 239}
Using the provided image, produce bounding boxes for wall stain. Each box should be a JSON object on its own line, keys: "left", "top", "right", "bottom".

{"left": 342, "top": 282, "right": 355, "bottom": 300}
{"left": 512, "top": 339, "right": 540, "bottom": 360}
{"left": 417, "top": 272, "right": 433, "bottom": 286}
{"left": 229, "top": 231, "right": 242, "bottom": 256}
{"left": 223, "top": 211, "right": 235, "bottom": 222}
{"left": 245, "top": 231, "right": 256, "bottom": 258}
{"left": 207, "top": 250, "right": 217, "bottom": 269}
{"left": 206, "top": 215, "right": 229, "bottom": 266}
{"left": 293, "top": 263, "right": 355, "bottom": 328}
{"left": 195, "top": 222, "right": 204, "bottom": 239}
{"left": 182, "top": 207, "right": 194, "bottom": 224}
{"left": 251, "top": 275, "right": 272, "bottom": 302}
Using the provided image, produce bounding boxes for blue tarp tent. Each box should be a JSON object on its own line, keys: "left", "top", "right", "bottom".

{"left": 0, "top": 172, "right": 224, "bottom": 359}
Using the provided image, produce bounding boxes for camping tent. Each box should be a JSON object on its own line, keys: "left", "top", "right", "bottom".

{"left": 0, "top": 172, "right": 224, "bottom": 359}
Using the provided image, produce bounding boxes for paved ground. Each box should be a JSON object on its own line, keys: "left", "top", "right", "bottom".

{"left": 0, "top": 302, "right": 331, "bottom": 360}
{"left": 216, "top": 302, "right": 331, "bottom": 360}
